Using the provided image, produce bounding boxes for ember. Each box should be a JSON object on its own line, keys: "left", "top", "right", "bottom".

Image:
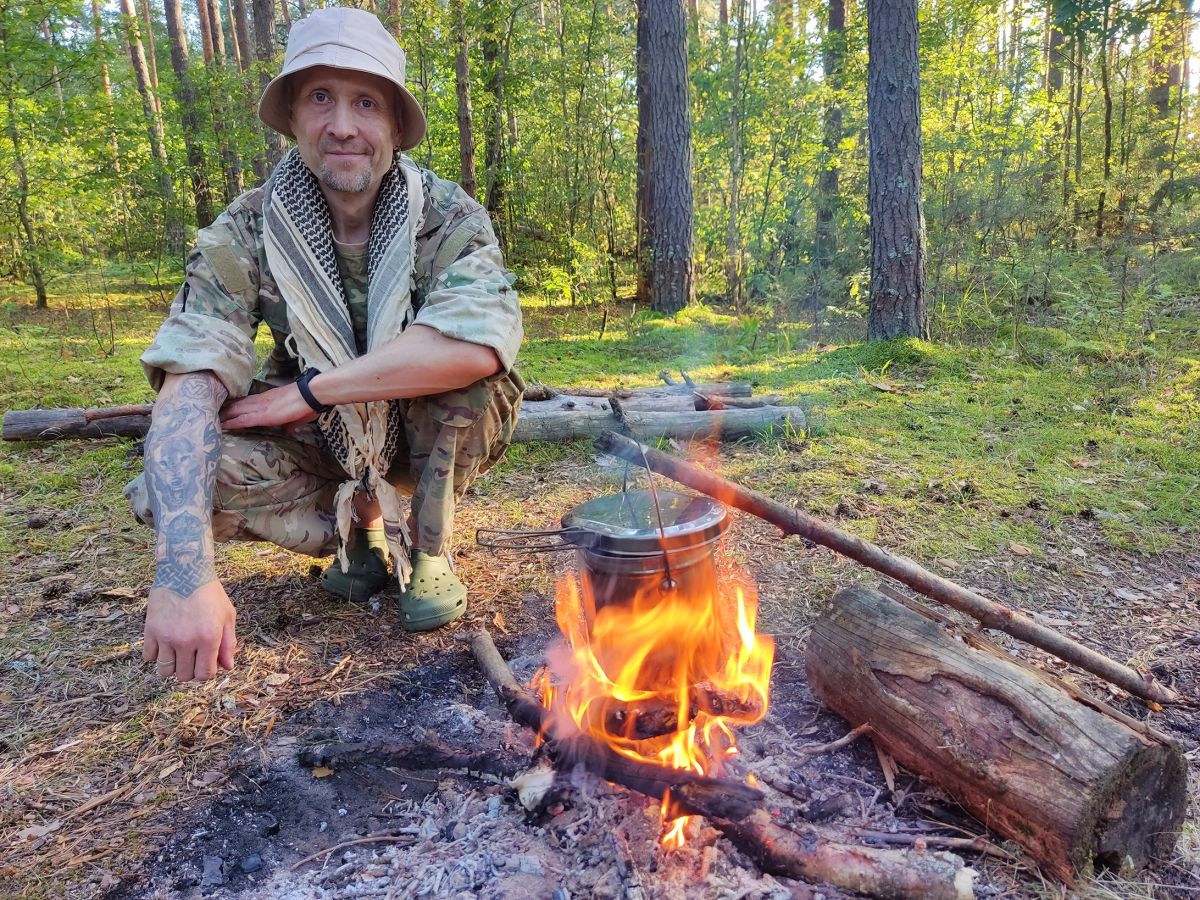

{"left": 535, "top": 490, "right": 774, "bottom": 847}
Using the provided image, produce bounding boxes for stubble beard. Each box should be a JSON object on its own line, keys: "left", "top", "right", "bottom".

{"left": 319, "top": 161, "right": 373, "bottom": 194}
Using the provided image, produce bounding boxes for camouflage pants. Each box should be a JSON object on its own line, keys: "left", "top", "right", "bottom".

{"left": 126, "top": 370, "right": 524, "bottom": 558}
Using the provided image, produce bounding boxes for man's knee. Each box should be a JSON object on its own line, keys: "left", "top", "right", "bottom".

{"left": 404, "top": 369, "right": 523, "bottom": 465}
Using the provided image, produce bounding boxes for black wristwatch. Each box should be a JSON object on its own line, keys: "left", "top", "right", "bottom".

{"left": 296, "top": 367, "right": 333, "bottom": 414}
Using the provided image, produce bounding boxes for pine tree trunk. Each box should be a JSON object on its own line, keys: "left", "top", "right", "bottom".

{"left": 725, "top": 0, "right": 746, "bottom": 310}
{"left": 482, "top": 14, "right": 512, "bottom": 249}
{"left": 138, "top": 0, "right": 161, "bottom": 102}
{"left": 164, "top": 0, "right": 217, "bottom": 227}
{"left": 231, "top": 0, "right": 252, "bottom": 72}
{"left": 1097, "top": 3, "right": 1113, "bottom": 238}
{"left": 40, "top": 19, "right": 67, "bottom": 124}
{"left": 226, "top": 0, "right": 243, "bottom": 69}
{"left": 121, "top": 0, "right": 185, "bottom": 255}
{"left": 453, "top": 0, "right": 476, "bottom": 198}
{"left": 642, "top": 0, "right": 694, "bottom": 314}
{"left": 197, "top": 0, "right": 215, "bottom": 64}
{"left": 205, "top": 0, "right": 245, "bottom": 202}
{"left": 1, "top": 23, "right": 48, "bottom": 308}
{"left": 814, "top": 0, "right": 845, "bottom": 276}
{"left": 208, "top": 0, "right": 227, "bottom": 61}
{"left": 383, "top": 0, "right": 402, "bottom": 37}
{"left": 252, "top": 0, "right": 286, "bottom": 177}
{"left": 866, "top": 0, "right": 927, "bottom": 340}
{"left": 635, "top": 0, "right": 653, "bottom": 304}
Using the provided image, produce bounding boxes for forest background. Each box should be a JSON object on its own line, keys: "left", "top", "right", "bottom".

{"left": 0, "top": 0, "right": 1197, "bottom": 339}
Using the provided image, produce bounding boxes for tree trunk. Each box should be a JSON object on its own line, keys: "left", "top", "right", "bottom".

{"left": 40, "top": 19, "right": 66, "bottom": 124}
{"left": 252, "top": 0, "right": 286, "bottom": 178}
{"left": 725, "top": 0, "right": 747, "bottom": 311}
{"left": 635, "top": 0, "right": 652, "bottom": 303}
{"left": 280, "top": 0, "right": 293, "bottom": 29}
{"left": 1, "top": 24, "right": 48, "bottom": 308}
{"left": 382, "top": 0, "right": 402, "bottom": 37}
{"left": 481, "top": 11, "right": 513, "bottom": 250}
{"left": 121, "top": 0, "right": 185, "bottom": 255}
{"left": 1096, "top": 2, "right": 1113, "bottom": 238}
{"left": 205, "top": 0, "right": 244, "bottom": 202}
{"left": 231, "top": 0, "right": 252, "bottom": 72}
{"left": 163, "top": 0, "right": 217, "bottom": 227}
{"left": 641, "top": 0, "right": 695, "bottom": 314}
{"left": 814, "top": 0, "right": 846, "bottom": 277}
{"left": 866, "top": 0, "right": 927, "bottom": 340}
{"left": 806, "top": 586, "right": 1188, "bottom": 883}
{"left": 208, "top": 0, "right": 227, "bottom": 62}
{"left": 453, "top": 0, "right": 477, "bottom": 197}
{"left": 197, "top": 0, "right": 215, "bottom": 64}
{"left": 226, "top": 0, "right": 244, "bottom": 70}
{"left": 138, "top": 0, "right": 161, "bottom": 96}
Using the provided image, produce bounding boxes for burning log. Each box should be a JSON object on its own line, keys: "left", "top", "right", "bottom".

{"left": 592, "top": 430, "right": 1180, "bottom": 706}
{"left": 603, "top": 683, "right": 765, "bottom": 741}
{"left": 466, "top": 629, "right": 763, "bottom": 823}
{"left": 469, "top": 629, "right": 977, "bottom": 900}
{"left": 806, "top": 586, "right": 1188, "bottom": 883}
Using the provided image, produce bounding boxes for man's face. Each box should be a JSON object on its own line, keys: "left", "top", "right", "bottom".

{"left": 289, "top": 66, "right": 401, "bottom": 197}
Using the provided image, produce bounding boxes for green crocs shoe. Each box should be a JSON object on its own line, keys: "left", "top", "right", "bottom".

{"left": 322, "top": 528, "right": 390, "bottom": 601}
{"left": 399, "top": 551, "right": 467, "bottom": 631}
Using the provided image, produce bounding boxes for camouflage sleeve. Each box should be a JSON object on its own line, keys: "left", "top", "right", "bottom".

{"left": 411, "top": 168, "right": 523, "bottom": 371}
{"left": 140, "top": 191, "right": 264, "bottom": 399}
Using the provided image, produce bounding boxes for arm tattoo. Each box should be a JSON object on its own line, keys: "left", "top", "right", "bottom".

{"left": 145, "top": 372, "right": 229, "bottom": 598}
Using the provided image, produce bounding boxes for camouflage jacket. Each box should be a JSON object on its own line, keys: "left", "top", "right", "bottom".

{"left": 141, "top": 160, "right": 523, "bottom": 399}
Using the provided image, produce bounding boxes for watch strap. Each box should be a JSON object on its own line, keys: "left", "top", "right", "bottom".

{"left": 296, "top": 367, "right": 333, "bottom": 414}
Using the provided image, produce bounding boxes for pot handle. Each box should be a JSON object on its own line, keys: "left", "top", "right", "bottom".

{"left": 475, "top": 526, "right": 595, "bottom": 554}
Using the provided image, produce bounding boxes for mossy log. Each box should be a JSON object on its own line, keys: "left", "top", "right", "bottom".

{"left": 805, "top": 585, "right": 1188, "bottom": 883}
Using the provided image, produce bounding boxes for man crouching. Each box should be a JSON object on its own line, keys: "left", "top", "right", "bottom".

{"left": 125, "top": 7, "right": 523, "bottom": 682}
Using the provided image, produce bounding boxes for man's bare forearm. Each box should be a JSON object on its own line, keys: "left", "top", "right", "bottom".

{"left": 145, "top": 372, "right": 228, "bottom": 597}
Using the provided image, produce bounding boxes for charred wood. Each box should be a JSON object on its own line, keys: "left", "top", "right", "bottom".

{"left": 466, "top": 629, "right": 763, "bottom": 822}
{"left": 718, "top": 810, "right": 975, "bottom": 900}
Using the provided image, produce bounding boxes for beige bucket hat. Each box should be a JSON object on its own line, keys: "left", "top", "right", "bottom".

{"left": 258, "top": 7, "right": 426, "bottom": 151}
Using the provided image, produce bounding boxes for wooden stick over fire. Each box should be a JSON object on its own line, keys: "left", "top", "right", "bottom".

{"left": 593, "top": 430, "right": 1180, "bottom": 706}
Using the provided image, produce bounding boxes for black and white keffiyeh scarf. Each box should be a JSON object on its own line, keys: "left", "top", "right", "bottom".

{"left": 263, "top": 148, "right": 425, "bottom": 584}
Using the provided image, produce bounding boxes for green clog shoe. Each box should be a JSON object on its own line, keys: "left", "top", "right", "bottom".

{"left": 321, "top": 531, "right": 390, "bottom": 601}
{"left": 399, "top": 551, "right": 467, "bottom": 631}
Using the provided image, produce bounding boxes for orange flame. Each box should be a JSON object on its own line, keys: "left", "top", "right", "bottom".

{"left": 537, "top": 554, "right": 774, "bottom": 847}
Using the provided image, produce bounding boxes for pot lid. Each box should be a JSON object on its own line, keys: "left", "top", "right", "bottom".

{"left": 561, "top": 489, "right": 728, "bottom": 555}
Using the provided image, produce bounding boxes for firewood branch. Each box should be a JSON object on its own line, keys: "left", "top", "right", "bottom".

{"left": 592, "top": 430, "right": 1179, "bottom": 706}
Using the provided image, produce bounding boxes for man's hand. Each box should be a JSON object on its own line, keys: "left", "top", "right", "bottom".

{"left": 221, "top": 383, "right": 319, "bottom": 431}
{"left": 144, "top": 580, "right": 237, "bottom": 682}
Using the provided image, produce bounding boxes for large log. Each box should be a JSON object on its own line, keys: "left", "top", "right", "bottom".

{"left": 805, "top": 585, "right": 1188, "bottom": 883}
{"left": 593, "top": 430, "right": 1179, "bottom": 706}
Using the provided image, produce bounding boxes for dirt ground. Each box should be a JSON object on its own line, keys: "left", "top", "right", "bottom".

{"left": 2, "top": 448, "right": 1198, "bottom": 899}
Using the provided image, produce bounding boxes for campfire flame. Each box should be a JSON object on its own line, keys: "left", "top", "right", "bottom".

{"left": 536, "top": 554, "right": 774, "bottom": 847}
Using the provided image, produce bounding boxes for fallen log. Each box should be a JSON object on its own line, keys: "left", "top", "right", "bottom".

{"left": 2, "top": 382, "right": 762, "bottom": 443}
{"left": 806, "top": 585, "right": 1188, "bottom": 883}
{"left": 468, "top": 628, "right": 975, "bottom": 899}
{"left": 592, "top": 430, "right": 1179, "bottom": 706}
{"left": 514, "top": 404, "right": 803, "bottom": 443}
